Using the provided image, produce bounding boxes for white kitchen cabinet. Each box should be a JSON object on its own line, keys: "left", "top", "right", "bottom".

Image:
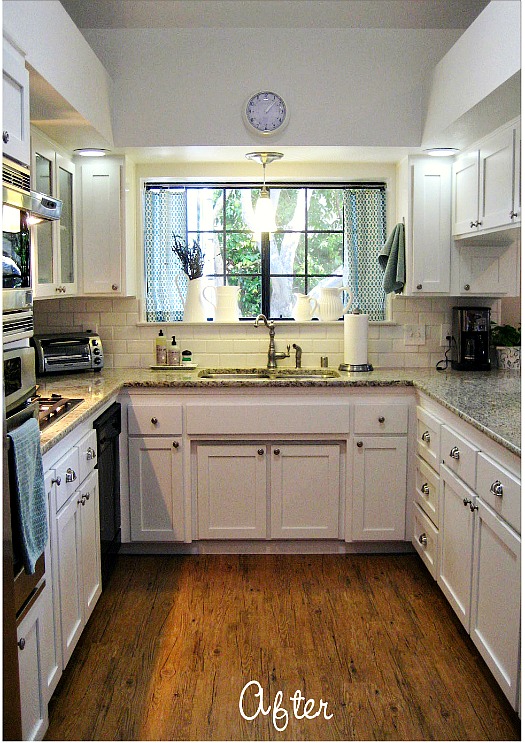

{"left": 270, "top": 444, "right": 340, "bottom": 539}
{"left": 196, "top": 443, "right": 267, "bottom": 539}
{"left": 78, "top": 156, "right": 136, "bottom": 296}
{"left": 196, "top": 441, "right": 341, "bottom": 540}
{"left": 452, "top": 119, "right": 520, "bottom": 237}
{"left": 438, "top": 465, "right": 475, "bottom": 630}
{"left": 17, "top": 590, "right": 48, "bottom": 741}
{"left": 471, "top": 497, "right": 520, "bottom": 708}
{"left": 128, "top": 436, "right": 184, "bottom": 541}
{"left": 412, "top": 502, "right": 439, "bottom": 579}
{"left": 351, "top": 436, "right": 407, "bottom": 541}
{"left": 31, "top": 128, "right": 77, "bottom": 298}
{"left": 2, "top": 36, "right": 30, "bottom": 166}
{"left": 396, "top": 156, "right": 451, "bottom": 295}
{"left": 455, "top": 243, "right": 519, "bottom": 296}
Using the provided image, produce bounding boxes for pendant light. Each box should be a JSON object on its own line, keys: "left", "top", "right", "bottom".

{"left": 245, "top": 151, "right": 283, "bottom": 232}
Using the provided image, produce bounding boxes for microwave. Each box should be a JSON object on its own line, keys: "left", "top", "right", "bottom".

{"left": 3, "top": 345, "right": 37, "bottom": 414}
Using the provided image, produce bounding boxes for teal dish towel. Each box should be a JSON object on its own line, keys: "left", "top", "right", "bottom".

{"left": 8, "top": 418, "right": 48, "bottom": 574}
{"left": 378, "top": 222, "right": 405, "bottom": 294}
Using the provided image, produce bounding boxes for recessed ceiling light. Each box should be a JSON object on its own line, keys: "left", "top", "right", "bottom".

{"left": 74, "top": 148, "right": 109, "bottom": 157}
{"left": 424, "top": 147, "right": 460, "bottom": 157}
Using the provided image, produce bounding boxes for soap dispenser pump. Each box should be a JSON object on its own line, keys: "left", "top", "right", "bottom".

{"left": 167, "top": 335, "right": 181, "bottom": 366}
{"left": 156, "top": 329, "right": 167, "bottom": 365}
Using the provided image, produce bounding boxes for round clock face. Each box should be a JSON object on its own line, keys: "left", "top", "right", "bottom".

{"left": 244, "top": 91, "right": 289, "bottom": 135}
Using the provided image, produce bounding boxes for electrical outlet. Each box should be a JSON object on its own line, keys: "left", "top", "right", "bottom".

{"left": 440, "top": 324, "right": 452, "bottom": 347}
{"left": 404, "top": 324, "right": 426, "bottom": 346}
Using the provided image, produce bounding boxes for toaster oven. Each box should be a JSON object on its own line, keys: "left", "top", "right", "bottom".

{"left": 32, "top": 332, "right": 104, "bottom": 374}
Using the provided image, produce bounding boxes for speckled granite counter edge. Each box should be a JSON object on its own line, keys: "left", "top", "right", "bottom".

{"left": 38, "top": 370, "right": 520, "bottom": 457}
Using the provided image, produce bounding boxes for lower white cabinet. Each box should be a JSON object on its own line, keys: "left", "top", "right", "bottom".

{"left": 471, "top": 498, "right": 521, "bottom": 708}
{"left": 438, "top": 465, "right": 475, "bottom": 629}
{"left": 17, "top": 591, "right": 48, "bottom": 742}
{"left": 129, "top": 436, "right": 184, "bottom": 541}
{"left": 196, "top": 442, "right": 342, "bottom": 540}
{"left": 56, "top": 470, "right": 101, "bottom": 667}
{"left": 197, "top": 443, "right": 267, "bottom": 539}
{"left": 351, "top": 436, "right": 407, "bottom": 541}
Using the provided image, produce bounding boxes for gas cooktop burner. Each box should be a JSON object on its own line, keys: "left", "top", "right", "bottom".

{"left": 33, "top": 393, "right": 84, "bottom": 430}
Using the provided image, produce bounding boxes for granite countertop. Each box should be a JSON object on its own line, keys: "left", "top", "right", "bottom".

{"left": 37, "top": 367, "right": 521, "bottom": 457}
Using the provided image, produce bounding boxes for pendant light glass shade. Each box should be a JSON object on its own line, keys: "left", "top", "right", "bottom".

{"left": 245, "top": 151, "right": 283, "bottom": 233}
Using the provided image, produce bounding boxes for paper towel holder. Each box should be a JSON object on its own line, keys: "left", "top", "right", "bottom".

{"left": 339, "top": 308, "right": 374, "bottom": 372}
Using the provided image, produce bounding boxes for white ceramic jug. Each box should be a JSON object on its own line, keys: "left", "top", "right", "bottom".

{"left": 317, "top": 286, "right": 352, "bottom": 322}
{"left": 175, "top": 275, "right": 214, "bottom": 322}
{"left": 292, "top": 293, "right": 318, "bottom": 322}
{"left": 202, "top": 284, "right": 241, "bottom": 322}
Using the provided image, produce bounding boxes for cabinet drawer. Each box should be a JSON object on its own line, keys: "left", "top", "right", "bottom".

{"left": 354, "top": 402, "right": 408, "bottom": 434}
{"left": 441, "top": 425, "right": 478, "bottom": 490}
{"left": 415, "top": 455, "right": 439, "bottom": 527}
{"left": 76, "top": 429, "right": 97, "bottom": 485}
{"left": 54, "top": 447, "right": 80, "bottom": 512}
{"left": 416, "top": 406, "right": 441, "bottom": 470}
{"left": 128, "top": 404, "right": 183, "bottom": 435}
{"left": 412, "top": 503, "right": 439, "bottom": 580}
{"left": 477, "top": 452, "right": 520, "bottom": 533}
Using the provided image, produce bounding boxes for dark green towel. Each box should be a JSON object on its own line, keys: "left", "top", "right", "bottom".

{"left": 378, "top": 222, "right": 405, "bottom": 294}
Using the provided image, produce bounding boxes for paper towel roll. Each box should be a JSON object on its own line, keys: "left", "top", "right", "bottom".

{"left": 344, "top": 313, "right": 369, "bottom": 366}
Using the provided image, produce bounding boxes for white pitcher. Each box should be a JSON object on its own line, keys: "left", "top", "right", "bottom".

{"left": 317, "top": 286, "right": 352, "bottom": 322}
{"left": 292, "top": 293, "right": 318, "bottom": 322}
{"left": 175, "top": 275, "right": 214, "bottom": 322}
{"left": 202, "top": 284, "right": 241, "bottom": 322}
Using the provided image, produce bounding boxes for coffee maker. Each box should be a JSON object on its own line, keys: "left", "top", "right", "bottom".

{"left": 451, "top": 307, "right": 491, "bottom": 371}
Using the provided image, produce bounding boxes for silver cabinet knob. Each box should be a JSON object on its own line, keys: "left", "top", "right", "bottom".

{"left": 66, "top": 467, "right": 77, "bottom": 483}
{"left": 510, "top": 211, "right": 518, "bottom": 219}
{"left": 86, "top": 447, "right": 96, "bottom": 460}
{"left": 257, "top": 448, "right": 264, "bottom": 456}
{"left": 463, "top": 497, "right": 471, "bottom": 507}
{"left": 418, "top": 533, "right": 427, "bottom": 546}
{"left": 151, "top": 417, "right": 158, "bottom": 425}
{"left": 464, "top": 284, "right": 470, "bottom": 291}
{"left": 17, "top": 637, "right": 25, "bottom": 650}
{"left": 112, "top": 284, "right": 118, "bottom": 290}
{"left": 78, "top": 495, "right": 87, "bottom": 506}
{"left": 273, "top": 448, "right": 281, "bottom": 455}
{"left": 421, "top": 483, "right": 430, "bottom": 495}
{"left": 51, "top": 476, "right": 61, "bottom": 486}
{"left": 356, "top": 441, "right": 363, "bottom": 448}
{"left": 416, "top": 284, "right": 422, "bottom": 290}
{"left": 470, "top": 221, "right": 477, "bottom": 228}
{"left": 421, "top": 431, "right": 430, "bottom": 443}
{"left": 378, "top": 416, "right": 385, "bottom": 423}
{"left": 470, "top": 502, "right": 479, "bottom": 512}
{"left": 490, "top": 480, "right": 504, "bottom": 497}
{"left": 449, "top": 446, "right": 460, "bottom": 460}
{"left": 172, "top": 441, "right": 179, "bottom": 449}
{"left": 3, "top": 131, "right": 10, "bottom": 144}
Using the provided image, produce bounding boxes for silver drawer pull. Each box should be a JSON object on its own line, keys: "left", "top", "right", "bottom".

{"left": 151, "top": 417, "right": 158, "bottom": 425}
{"left": 449, "top": 446, "right": 460, "bottom": 460}
{"left": 421, "top": 483, "right": 430, "bottom": 496}
{"left": 490, "top": 480, "right": 504, "bottom": 497}
{"left": 418, "top": 533, "right": 427, "bottom": 547}
{"left": 421, "top": 431, "right": 430, "bottom": 443}
{"left": 66, "top": 468, "right": 77, "bottom": 483}
{"left": 86, "top": 447, "right": 96, "bottom": 460}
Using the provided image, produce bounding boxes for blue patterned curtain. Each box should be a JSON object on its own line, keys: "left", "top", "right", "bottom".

{"left": 343, "top": 188, "right": 386, "bottom": 321}
{"left": 144, "top": 189, "right": 187, "bottom": 322}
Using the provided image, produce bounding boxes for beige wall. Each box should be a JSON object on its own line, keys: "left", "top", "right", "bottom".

{"left": 33, "top": 294, "right": 500, "bottom": 370}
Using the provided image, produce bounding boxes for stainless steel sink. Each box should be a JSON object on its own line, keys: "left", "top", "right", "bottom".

{"left": 198, "top": 368, "right": 340, "bottom": 381}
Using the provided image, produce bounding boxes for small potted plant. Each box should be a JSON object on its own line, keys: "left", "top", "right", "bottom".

{"left": 172, "top": 234, "right": 211, "bottom": 322}
{"left": 491, "top": 322, "right": 521, "bottom": 369}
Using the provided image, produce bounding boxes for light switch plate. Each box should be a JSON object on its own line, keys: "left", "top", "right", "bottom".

{"left": 404, "top": 324, "right": 426, "bottom": 345}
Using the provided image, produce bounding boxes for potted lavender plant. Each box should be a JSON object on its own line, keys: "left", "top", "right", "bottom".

{"left": 172, "top": 234, "right": 212, "bottom": 322}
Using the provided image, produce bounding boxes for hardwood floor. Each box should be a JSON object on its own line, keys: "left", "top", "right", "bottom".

{"left": 45, "top": 554, "right": 520, "bottom": 741}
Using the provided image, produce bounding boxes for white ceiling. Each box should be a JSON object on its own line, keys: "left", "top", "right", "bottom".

{"left": 59, "top": 0, "right": 490, "bottom": 30}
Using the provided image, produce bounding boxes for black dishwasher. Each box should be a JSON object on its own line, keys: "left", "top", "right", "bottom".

{"left": 93, "top": 402, "right": 121, "bottom": 587}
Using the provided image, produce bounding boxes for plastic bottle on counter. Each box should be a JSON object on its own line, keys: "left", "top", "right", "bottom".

{"left": 167, "top": 335, "right": 181, "bottom": 366}
{"left": 181, "top": 349, "right": 193, "bottom": 366}
{"left": 156, "top": 329, "right": 167, "bottom": 365}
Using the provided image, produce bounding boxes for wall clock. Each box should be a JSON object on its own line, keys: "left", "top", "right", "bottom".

{"left": 243, "top": 91, "right": 289, "bottom": 136}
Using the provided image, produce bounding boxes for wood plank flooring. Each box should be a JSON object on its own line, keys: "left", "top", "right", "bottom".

{"left": 45, "top": 554, "right": 520, "bottom": 741}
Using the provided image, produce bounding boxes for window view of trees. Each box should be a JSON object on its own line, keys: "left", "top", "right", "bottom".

{"left": 186, "top": 186, "right": 345, "bottom": 318}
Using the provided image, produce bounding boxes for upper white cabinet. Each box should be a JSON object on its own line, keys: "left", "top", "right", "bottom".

{"left": 77, "top": 156, "right": 136, "bottom": 296}
{"left": 452, "top": 119, "right": 521, "bottom": 237}
{"left": 397, "top": 155, "right": 451, "bottom": 295}
{"left": 31, "top": 128, "right": 77, "bottom": 298}
{"left": 2, "top": 36, "right": 30, "bottom": 166}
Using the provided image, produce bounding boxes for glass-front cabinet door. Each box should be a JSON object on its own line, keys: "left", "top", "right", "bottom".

{"left": 31, "top": 128, "right": 77, "bottom": 297}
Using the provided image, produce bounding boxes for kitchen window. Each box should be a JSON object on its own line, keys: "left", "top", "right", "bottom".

{"left": 143, "top": 183, "right": 386, "bottom": 321}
